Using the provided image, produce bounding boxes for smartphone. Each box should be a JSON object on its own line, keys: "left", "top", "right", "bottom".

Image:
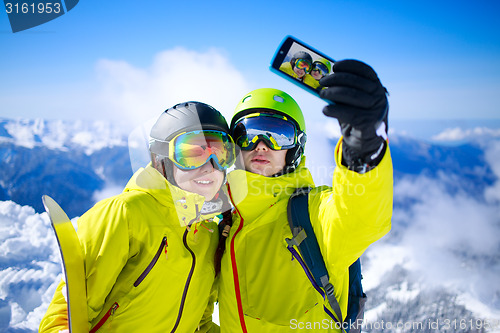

{"left": 270, "top": 35, "right": 335, "bottom": 100}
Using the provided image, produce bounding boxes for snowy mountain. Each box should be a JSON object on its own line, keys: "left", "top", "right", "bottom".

{"left": 0, "top": 118, "right": 133, "bottom": 217}
{"left": 1, "top": 117, "right": 500, "bottom": 332}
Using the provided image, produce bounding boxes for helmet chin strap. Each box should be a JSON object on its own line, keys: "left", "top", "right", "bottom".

{"left": 274, "top": 130, "right": 306, "bottom": 177}
{"left": 271, "top": 164, "right": 296, "bottom": 177}
{"left": 272, "top": 145, "right": 302, "bottom": 177}
{"left": 160, "top": 159, "right": 177, "bottom": 187}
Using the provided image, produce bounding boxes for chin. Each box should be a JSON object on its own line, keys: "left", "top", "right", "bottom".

{"left": 202, "top": 190, "right": 218, "bottom": 201}
{"left": 252, "top": 168, "right": 272, "bottom": 177}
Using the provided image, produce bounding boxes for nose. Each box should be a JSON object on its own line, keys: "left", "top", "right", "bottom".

{"left": 255, "top": 141, "right": 270, "bottom": 151}
{"left": 199, "top": 159, "right": 216, "bottom": 173}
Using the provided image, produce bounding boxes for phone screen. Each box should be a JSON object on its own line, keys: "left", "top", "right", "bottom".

{"left": 270, "top": 36, "right": 335, "bottom": 99}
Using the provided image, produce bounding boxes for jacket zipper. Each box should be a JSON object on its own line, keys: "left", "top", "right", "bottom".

{"left": 134, "top": 236, "right": 168, "bottom": 287}
{"left": 227, "top": 184, "right": 248, "bottom": 333}
{"left": 170, "top": 228, "right": 196, "bottom": 333}
{"left": 89, "top": 302, "right": 119, "bottom": 333}
{"left": 287, "top": 245, "right": 339, "bottom": 325}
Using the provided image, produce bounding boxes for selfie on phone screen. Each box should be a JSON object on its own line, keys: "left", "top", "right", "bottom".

{"left": 277, "top": 40, "right": 333, "bottom": 93}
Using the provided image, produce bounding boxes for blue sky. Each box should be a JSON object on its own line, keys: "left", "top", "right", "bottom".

{"left": 1, "top": 0, "right": 499, "bottom": 129}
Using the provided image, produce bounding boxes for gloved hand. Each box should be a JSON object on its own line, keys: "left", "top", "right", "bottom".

{"left": 319, "top": 59, "right": 389, "bottom": 173}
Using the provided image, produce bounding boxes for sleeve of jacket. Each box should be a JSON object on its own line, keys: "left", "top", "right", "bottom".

{"left": 279, "top": 62, "right": 298, "bottom": 78}
{"left": 38, "top": 280, "right": 69, "bottom": 333}
{"left": 79, "top": 197, "right": 131, "bottom": 323}
{"left": 303, "top": 74, "right": 320, "bottom": 89}
{"left": 308, "top": 138, "right": 393, "bottom": 273}
{"left": 39, "top": 196, "right": 132, "bottom": 332}
{"left": 195, "top": 279, "right": 220, "bottom": 333}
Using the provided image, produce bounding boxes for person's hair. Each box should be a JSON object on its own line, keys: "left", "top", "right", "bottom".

{"left": 214, "top": 208, "right": 233, "bottom": 277}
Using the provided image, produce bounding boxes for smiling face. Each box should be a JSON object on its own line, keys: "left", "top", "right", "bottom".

{"left": 241, "top": 141, "right": 287, "bottom": 176}
{"left": 293, "top": 66, "right": 306, "bottom": 78}
{"left": 173, "top": 161, "right": 224, "bottom": 201}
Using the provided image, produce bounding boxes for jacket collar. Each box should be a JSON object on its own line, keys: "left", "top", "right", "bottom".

{"left": 227, "top": 158, "right": 315, "bottom": 224}
{"left": 124, "top": 163, "right": 221, "bottom": 228}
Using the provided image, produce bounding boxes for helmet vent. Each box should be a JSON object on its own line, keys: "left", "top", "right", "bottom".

{"left": 242, "top": 95, "right": 252, "bottom": 103}
{"left": 273, "top": 95, "right": 285, "bottom": 103}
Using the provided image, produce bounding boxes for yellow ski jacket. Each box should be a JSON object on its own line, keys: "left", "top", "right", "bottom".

{"left": 279, "top": 61, "right": 319, "bottom": 89}
{"left": 303, "top": 74, "right": 321, "bottom": 90}
{"left": 279, "top": 61, "right": 297, "bottom": 78}
{"left": 39, "top": 164, "right": 220, "bottom": 333}
{"left": 218, "top": 139, "right": 393, "bottom": 332}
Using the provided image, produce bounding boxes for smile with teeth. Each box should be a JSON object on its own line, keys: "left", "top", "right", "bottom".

{"left": 195, "top": 180, "right": 213, "bottom": 184}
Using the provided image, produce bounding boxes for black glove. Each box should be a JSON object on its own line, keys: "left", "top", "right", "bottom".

{"left": 319, "top": 59, "right": 389, "bottom": 173}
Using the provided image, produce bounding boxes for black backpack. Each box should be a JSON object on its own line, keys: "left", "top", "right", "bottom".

{"left": 285, "top": 187, "right": 366, "bottom": 333}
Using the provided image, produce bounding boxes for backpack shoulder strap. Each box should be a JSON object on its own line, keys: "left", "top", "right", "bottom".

{"left": 286, "top": 187, "right": 344, "bottom": 325}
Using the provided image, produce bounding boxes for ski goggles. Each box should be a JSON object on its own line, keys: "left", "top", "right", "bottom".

{"left": 312, "top": 62, "right": 329, "bottom": 76}
{"left": 294, "top": 59, "right": 312, "bottom": 73}
{"left": 168, "top": 130, "right": 235, "bottom": 170}
{"left": 232, "top": 113, "right": 299, "bottom": 151}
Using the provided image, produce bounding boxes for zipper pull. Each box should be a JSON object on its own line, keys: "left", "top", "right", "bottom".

{"left": 111, "top": 302, "right": 119, "bottom": 315}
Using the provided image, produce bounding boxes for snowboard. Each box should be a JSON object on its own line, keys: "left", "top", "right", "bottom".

{"left": 42, "top": 195, "right": 88, "bottom": 333}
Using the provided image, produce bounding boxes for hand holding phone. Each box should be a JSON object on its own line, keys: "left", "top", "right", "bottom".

{"left": 270, "top": 36, "right": 335, "bottom": 100}
{"left": 271, "top": 36, "right": 389, "bottom": 172}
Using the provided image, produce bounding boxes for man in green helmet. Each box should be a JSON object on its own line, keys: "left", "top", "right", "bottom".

{"left": 309, "top": 58, "right": 332, "bottom": 91}
{"left": 216, "top": 60, "right": 393, "bottom": 332}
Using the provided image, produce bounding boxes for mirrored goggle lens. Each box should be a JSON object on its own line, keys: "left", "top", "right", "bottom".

{"left": 312, "top": 62, "right": 329, "bottom": 76}
{"left": 295, "top": 59, "right": 312, "bottom": 73}
{"left": 233, "top": 115, "right": 297, "bottom": 151}
{"left": 172, "top": 131, "right": 235, "bottom": 170}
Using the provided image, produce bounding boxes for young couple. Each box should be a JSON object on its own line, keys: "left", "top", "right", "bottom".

{"left": 40, "top": 59, "right": 393, "bottom": 332}
{"left": 279, "top": 51, "right": 331, "bottom": 91}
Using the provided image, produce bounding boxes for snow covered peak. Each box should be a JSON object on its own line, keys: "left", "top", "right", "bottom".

{"left": 0, "top": 118, "right": 127, "bottom": 154}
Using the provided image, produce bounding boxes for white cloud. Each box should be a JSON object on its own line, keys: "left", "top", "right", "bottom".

{"left": 484, "top": 140, "right": 500, "bottom": 203}
{"left": 2, "top": 48, "right": 253, "bottom": 130}
{"left": 95, "top": 47, "right": 251, "bottom": 130}
{"left": 0, "top": 201, "right": 62, "bottom": 331}
{"left": 432, "top": 126, "right": 500, "bottom": 142}
{"left": 392, "top": 169, "right": 500, "bottom": 311}
{"left": 362, "top": 137, "right": 500, "bottom": 319}
{"left": 92, "top": 184, "right": 124, "bottom": 203}
{"left": 363, "top": 244, "right": 411, "bottom": 291}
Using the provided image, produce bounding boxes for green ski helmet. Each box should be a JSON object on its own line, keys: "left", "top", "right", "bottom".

{"left": 313, "top": 58, "right": 332, "bottom": 74}
{"left": 230, "top": 88, "right": 307, "bottom": 173}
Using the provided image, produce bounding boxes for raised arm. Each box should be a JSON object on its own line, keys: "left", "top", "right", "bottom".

{"left": 309, "top": 59, "right": 393, "bottom": 271}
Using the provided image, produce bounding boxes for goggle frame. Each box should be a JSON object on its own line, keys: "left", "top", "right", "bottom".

{"left": 232, "top": 113, "right": 301, "bottom": 151}
{"left": 294, "top": 58, "right": 313, "bottom": 73}
{"left": 159, "top": 130, "right": 236, "bottom": 171}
